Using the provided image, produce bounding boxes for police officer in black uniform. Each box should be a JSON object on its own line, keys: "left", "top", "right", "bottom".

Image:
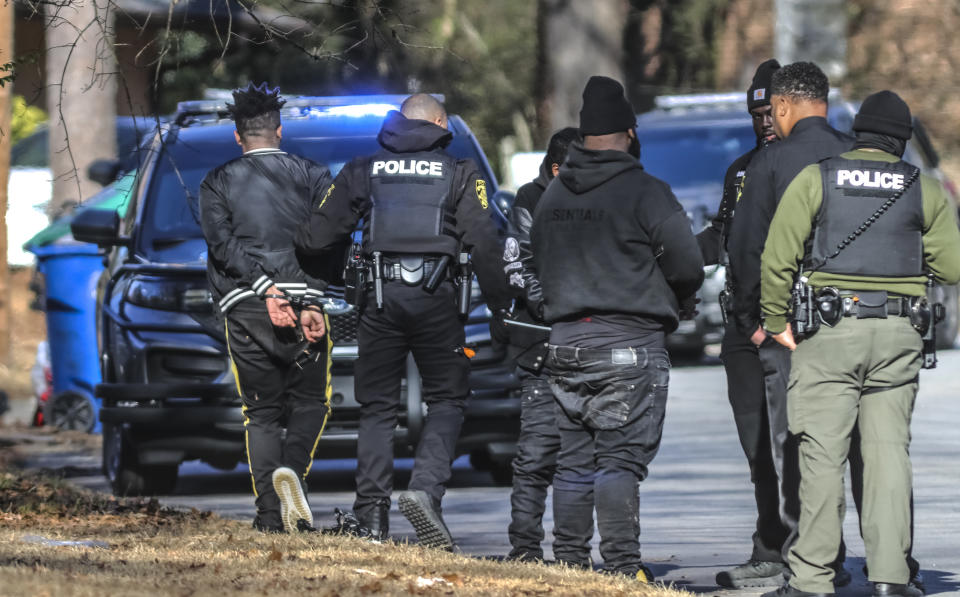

{"left": 296, "top": 94, "right": 511, "bottom": 550}
{"left": 702, "top": 59, "right": 795, "bottom": 589}
{"left": 532, "top": 76, "right": 704, "bottom": 580}
{"left": 200, "top": 83, "right": 334, "bottom": 534}
{"left": 501, "top": 127, "right": 579, "bottom": 561}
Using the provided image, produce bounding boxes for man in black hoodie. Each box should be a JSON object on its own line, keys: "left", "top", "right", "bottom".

{"left": 296, "top": 94, "right": 511, "bottom": 550}
{"left": 531, "top": 76, "right": 704, "bottom": 581}
{"left": 502, "top": 126, "right": 579, "bottom": 562}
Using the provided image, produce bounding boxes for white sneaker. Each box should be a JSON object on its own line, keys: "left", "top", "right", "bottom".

{"left": 272, "top": 467, "right": 312, "bottom": 532}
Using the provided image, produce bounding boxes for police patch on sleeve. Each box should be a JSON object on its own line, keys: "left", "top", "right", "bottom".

{"left": 476, "top": 179, "right": 488, "bottom": 209}
{"left": 503, "top": 237, "right": 520, "bottom": 262}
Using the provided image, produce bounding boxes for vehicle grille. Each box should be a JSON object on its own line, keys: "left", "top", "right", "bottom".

{"left": 330, "top": 310, "right": 359, "bottom": 345}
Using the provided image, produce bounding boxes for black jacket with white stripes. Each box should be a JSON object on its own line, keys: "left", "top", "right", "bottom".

{"left": 199, "top": 147, "right": 334, "bottom": 314}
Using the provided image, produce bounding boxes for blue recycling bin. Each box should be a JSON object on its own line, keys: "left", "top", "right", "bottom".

{"left": 28, "top": 243, "right": 103, "bottom": 432}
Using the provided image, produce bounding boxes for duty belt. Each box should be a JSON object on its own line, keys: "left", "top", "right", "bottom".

{"left": 838, "top": 291, "right": 911, "bottom": 318}
{"left": 379, "top": 255, "right": 445, "bottom": 284}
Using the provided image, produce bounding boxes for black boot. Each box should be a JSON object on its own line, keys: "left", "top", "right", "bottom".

{"left": 359, "top": 500, "right": 390, "bottom": 541}
{"left": 874, "top": 583, "right": 923, "bottom": 597}
{"left": 717, "top": 559, "right": 786, "bottom": 588}
{"left": 398, "top": 490, "right": 455, "bottom": 551}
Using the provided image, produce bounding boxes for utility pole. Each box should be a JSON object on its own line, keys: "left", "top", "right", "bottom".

{"left": 0, "top": 0, "right": 13, "bottom": 366}
{"left": 775, "top": 0, "right": 847, "bottom": 82}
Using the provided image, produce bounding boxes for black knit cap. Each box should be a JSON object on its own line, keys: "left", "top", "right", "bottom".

{"left": 746, "top": 59, "right": 781, "bottom": 111}
{"left": 853, "top": 90, "right": 913, "bottom": 140}
{"left": 579, "top": 76, "right": 636, "bottom": 136}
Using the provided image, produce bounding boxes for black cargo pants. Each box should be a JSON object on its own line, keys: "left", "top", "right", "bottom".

{"left": 547, "top": 345, "right": 670, "bottom": 573}
{"left": 507, "top": 368, "right": 561, "bottom": 559}
{"left": 225, "top": 308, "right": 331, "bottom": 531}
{"left": 720, "top": 322, "right": 790, "bottom": 562}
{"left": 353, "top": 281, "right": 470, "bottom": 520}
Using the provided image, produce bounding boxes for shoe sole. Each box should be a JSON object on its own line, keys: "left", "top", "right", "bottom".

{"left": 398, "top": 492, "right": 454, "bottom": 550}
{"left": 716, "top": 574, "right": 785, "bottom": 589}
{"left": 272, "top": 467, "right": 312, "bottom": 533}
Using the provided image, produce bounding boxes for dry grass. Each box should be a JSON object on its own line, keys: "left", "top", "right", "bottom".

{"left": 0, "top": 469, "right": 694, "bottom": 597}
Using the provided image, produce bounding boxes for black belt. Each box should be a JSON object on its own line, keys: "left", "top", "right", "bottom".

{"left": 550, "top": 345, "right": 661, "bottom": 365}
{"left": 839, "top": 293, "right": 911, "bottom": 318}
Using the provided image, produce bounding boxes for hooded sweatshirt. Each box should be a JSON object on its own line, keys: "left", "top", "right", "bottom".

{"left": 296, "top": 110, "right": 511, "bottom": 310}
{"left": 531, "top": 142, "right": 704, "bottom": 336}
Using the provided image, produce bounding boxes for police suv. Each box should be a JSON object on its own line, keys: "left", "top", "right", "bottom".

{"left": 72, "top": 95, "right": 521, "bottom": 495}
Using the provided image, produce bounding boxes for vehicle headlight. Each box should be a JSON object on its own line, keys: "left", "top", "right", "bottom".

{"left": 126, "top": 277, "right": 212, "bottom": 312}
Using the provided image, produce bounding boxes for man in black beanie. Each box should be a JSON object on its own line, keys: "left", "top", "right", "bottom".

{"left": 759, "top": 90, "right": 960, "bottom": 597}
{"left": 531, "top": 75, "right": 704, "bottom": 581}
{"left": 701, "top": 58, "right": 798, "bottom": 590}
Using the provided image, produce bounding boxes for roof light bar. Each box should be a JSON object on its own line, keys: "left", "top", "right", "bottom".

{"left": 175, "top": 93, "right": 445, "bottom": 118}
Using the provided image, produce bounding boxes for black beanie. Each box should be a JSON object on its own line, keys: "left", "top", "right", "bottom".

{"left": 579, "top": 76, "right": 636, "bottom": 136}
{"left": 746, "top": 59, "right": 781, "bottom": 111}
{"left": 853, "top": 90, "right": 913, "bottom": 140}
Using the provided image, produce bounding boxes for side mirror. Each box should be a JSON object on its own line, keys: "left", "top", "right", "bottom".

{"left": 71, "top": 208, "right": 126, "bottom": 246}
{"left": 492, "top": 189, "right": 515, "bottom": 221}
{"left": 87, "top": 158, "right": 123, "bottom": 187}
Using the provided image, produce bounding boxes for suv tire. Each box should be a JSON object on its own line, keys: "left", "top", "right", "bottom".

{"left": 103, "top": 423, "right": 179, "bottom": 496}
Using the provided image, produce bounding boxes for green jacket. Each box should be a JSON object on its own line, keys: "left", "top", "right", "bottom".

{"left": 760, "top": 149, "right": 960, "bottom": 334}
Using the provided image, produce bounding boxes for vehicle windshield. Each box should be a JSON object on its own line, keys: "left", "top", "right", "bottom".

{"left": 637, "top": 121, "right": 756, "bottom": 188}
{"left": 139, "top": 131, "right": 491, "bottom": 263}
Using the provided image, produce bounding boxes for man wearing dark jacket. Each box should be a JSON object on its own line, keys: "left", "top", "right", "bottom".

{"left": 727, "top": 61, "right": 854, "bottom": 578}
{"left": 199, "top": 83, "right": 333, "bottom": 534}
{"left": 296, "top": 94, "right": 511, "bottom": 550}
{"left": 502, "top": 127, "right": 579, "bottom": 562}
{"left": 532, "top": 76, "right": 704, "bottom": 581}
{"left": 702, "top": 59, "right": 795, "bottom": 589}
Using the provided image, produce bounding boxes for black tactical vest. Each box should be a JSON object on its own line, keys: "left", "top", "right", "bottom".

{"left": 805, "top": 157, "right": 923, "bottom": 276}
{"left": 364, "top": 151, "right": 459, "bottom": 257}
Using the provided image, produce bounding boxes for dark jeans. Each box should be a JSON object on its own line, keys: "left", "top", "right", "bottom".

{"left": 225, "top": 311, "right": 330, "bottom": 529}
{"left": 507, "top": 369, "right": 561, "bottom": 559}
{"left": 547, "top": 345, "right": 670, "bottom": 572}
{"left": 720, "top": 323, "right": 790, "bottom": 562}
{"left": 353, "top": 282, "right": 469, "bottom": 520}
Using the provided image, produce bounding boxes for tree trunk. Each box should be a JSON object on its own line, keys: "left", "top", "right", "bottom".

{"left": 774, "top": 0, "right": 847, "bottom": 82}
{"left": 538, "top": 0, "right": 628, "bottom": 134}
{"left": 0, "top": 0, "right": 12, "bottom": 365}
{"left": 45, "top": 0, "right": 117, "bottom": 214}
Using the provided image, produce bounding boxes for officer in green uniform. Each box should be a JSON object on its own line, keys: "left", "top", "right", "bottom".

{"left": 759, "top": 91, "right": 960, "bottom": 597}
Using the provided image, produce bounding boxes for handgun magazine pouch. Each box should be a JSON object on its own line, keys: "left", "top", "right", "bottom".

{"left": 399, "top": 256, "right": 425, "bottom": 286}
{"left": 855, "top": 290, "right": 888, "bottom": 319}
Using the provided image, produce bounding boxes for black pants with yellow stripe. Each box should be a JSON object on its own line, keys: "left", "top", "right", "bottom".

{"left": 225, "top": 308, "right": 331, "bottom": 531}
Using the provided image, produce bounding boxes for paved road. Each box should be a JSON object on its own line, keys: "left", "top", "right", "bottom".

{"left": 58, "top": 351, "right": 960, "bottom": 596}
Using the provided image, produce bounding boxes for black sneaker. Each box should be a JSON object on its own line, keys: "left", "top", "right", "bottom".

{"left": 506, "top": 550, "right": 545, "bottom": 563}
{"left": 296, "top": 519, "right": 319, "bottom": 533}
{"left": 321, "top": 508, "right": 380, "bottom": 540}
{"left": 762, "top": 583, "right": 834, "bottom": 597}
{"left": 398, "top": 490, "right": 455, "bottom": 551}
{"left": 717, "top": 559, "right": 786, "bottom": 588}
{"left": 874, "top": 583, "right": 924, "bottom": 597}
{"left": 251, "top": 515, "right": 284, "bottom": 534}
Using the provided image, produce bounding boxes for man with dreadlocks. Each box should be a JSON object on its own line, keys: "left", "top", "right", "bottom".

{"left": 199, "top": 82, "right": 334, "bottom": 534}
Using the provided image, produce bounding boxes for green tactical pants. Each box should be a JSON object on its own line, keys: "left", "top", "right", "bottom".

{"left": 786, "top": 316, "right": 921, "bottom": 594}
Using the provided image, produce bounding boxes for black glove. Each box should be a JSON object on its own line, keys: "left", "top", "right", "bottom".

{"left": 489, "top": 309, "right": 510, "bottom": 345}
{"left": 678, "top": 295, "right": 701, "bottom": 321}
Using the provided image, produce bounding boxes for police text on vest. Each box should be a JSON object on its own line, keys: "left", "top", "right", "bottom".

{"left": 837, "top": 169, "right": 904, "bottom": 190}
{"left": 372, "top": 160, "right": 444, "bottom": 177}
